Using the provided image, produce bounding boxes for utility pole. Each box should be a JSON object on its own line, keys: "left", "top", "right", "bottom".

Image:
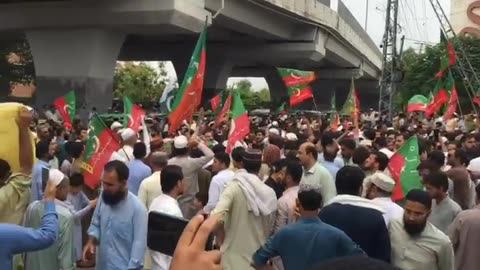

{"left": 378, "top": 0, "right": 400, "bottom": 120}
{"left": 365, "top": 0, "right": 370, "bottom": 32}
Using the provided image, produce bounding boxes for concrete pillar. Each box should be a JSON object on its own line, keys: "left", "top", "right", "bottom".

{"left": 264, "top": 67, "right": 289, "bottom": 108}
{"left": 26, "top": 29, "right": 125, "bottom": 110}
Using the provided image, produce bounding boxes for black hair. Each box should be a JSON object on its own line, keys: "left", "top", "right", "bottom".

{"left": 336, "top": 166, "right": 365, "bottom": 195}
{"left": 161, "top": 165, "right": 184, "bottom": 193}
{"left": 133, "top": 142, "right": 147, "bottom": 159}
{"left": 271, "top": 159, "right": 288, "bottom": 174}
{"left": 231, "top": 147, "right": 245, "bottom": 163}
{"left": 321, "top": 132, "right": 336, "bottom": 148}
{"left": 243, "top": 158, "right": 262, "bottom": 174}
{"left": 35, "top": 139, "right": 51, "bottom": 160}
{"left": 339, "top": 138, "right": 356, "bottom": 150}
{"left": 428, "top": 150, "right": 445, "bottom": 168}
{"left": 214, "top": 152, "right": 231, "bottom": 168}
{"left": 453, "top": 148, "right": 470, "bottom": 166}
{"left": 424, "top": 170, "right": 449, "bottom": 191}
{"left": 269, "top": 134, "right": 285, "bottom": 150}
{"left": 0, "top": 159, "right": 11, "bottom": 180}
{"left": 372, "top": 151, "right": 389, "bottom": 171}
{"left": 195, "top": 192, "right": 208, "bottom": 207}
{"left": 375, "top": 137, "right": 388, "bottom": 148}
{"left": 104, "top": 160, "right": 129, "bottom": 182}
{"left": 298, "top": 189, "right": 323, "bottom": 210}
{"left": 211, "top": 143, "right": 226, "bottom": 154}
{"left": 405, "top": 189, "right": 432, "bottom": 209}
{"left": 65, "top": 141, "right": 84, "bottom": 159}
{"left": 70, "top": 173, "right": 84, "bottom": 187}
{"left": 352, "top": 146, "right": 371, "bottom": 166}
{"left": 363, "top": 128, "right": 376, "bottom": 140}
{"left": 286, "top": 161, "right": 303, "bottom": 184}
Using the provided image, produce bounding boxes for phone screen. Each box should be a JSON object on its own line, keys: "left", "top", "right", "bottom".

{"left": 41, "top": 168, "right": 49, "bottom": 193}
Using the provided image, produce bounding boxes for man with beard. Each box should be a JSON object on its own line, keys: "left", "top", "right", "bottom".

{"left": 319, "top": 132, "right": 341, "bottom": 179}
{"left": 339, "top": 138, "right": 355, "bottom": 166}
{"left": 24, "top": 169, "right": 76, "bottom": 270}
{"left": 365, "top": 172, "right": 403, "bottom": 225}
{"left": 389, "top": 189, "right": 454, "bottom": 270}
{"left": 447, "top": 148, "right": 475, "bottom": 210}
{"left": 31, "top": 139, "right": 55, "bottom": 202}
{"left": 149, "top": 165, "right": 185, "bottom": 270}
{"left": 460, "top": 133, "right": 477, "bottom": 161}
{"left": 352, "top": 146, "right": 374, "bottom": 176}
{"left": 83, "top": 160, "right": 148, "bottom": 270}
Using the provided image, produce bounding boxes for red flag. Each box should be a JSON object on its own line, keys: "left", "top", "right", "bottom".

{"left": 443, "top": 73, "right": 458, "bottom": 120}
{"left": 123, "top": 96, "right": 145, "bottom": 133}
{"left": 436, "top": 42, "right": 457, "bottom": 78}
{"left": 426, "top": 79, "right": 449, "bottom": 118}
{"left": 53, "top": 91, "right": 76, "bottom": 128}
{"left": 210, "top": 94, "right": 221, "bottom": 111}
{"left": 277, "top": 68, "right": 315, "bottom": 107}
{"left": 226, "top": 91, "right": 250, "bottom": 154}
{"left": 216, "top": 92, "right": 232, "bottom": 127}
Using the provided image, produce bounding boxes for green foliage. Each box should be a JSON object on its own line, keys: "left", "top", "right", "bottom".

{"left": 0, "top": 34, "right": 35, "bottom": 99}
{"left": 397, "top": 37, "right": 480, "bottom": 112}
{"left": 233, "top": 79, "right": 270, "bottom": 111}
{"left": 113, "top": 62, "right": 168, "bottom": 104}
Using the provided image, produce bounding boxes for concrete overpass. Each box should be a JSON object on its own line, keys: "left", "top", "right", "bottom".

{"left": 0, "top": 0, "right": 383, "bottom": 110}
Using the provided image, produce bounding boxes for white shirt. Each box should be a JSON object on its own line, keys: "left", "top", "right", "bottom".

{"left": 117, "top": 145, "right": 134, "bottom": 162}
{"left": 149, "top": 194, "right": 183, "bottom": 270}
{"left": 372, "top": 197, "right": 404, "bottom": 225}
{"left": 138, "top": 171, "right": 163, "bottom": 209}
{"left": 203, "top": 169, "right": 235, "bottom": 213}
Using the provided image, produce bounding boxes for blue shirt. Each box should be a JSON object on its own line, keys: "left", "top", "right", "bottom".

{"left": 253, "top": 217, "right": 364, "bottom": 270}
{"left": 31, "top": 160, "right": 50, "bottom": 202}
{"left": 88, "top": 192, "right": 148, "bottom": 270}
{"left": 0, "top": 201, "right": 58, "bottom": 270}
{"left": 127, "top": 159, "right": 152, "bottom": 195}
{"left": 318, "top": 153, "right": 344, "bottom": 168}
{"left": 320, "top": 160, "right": 340, "bottom": 179}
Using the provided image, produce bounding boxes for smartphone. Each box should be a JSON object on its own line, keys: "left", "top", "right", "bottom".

{"left": 41, "top": 167, "right": 49, "bottom": 193}
{"left": 147, "top": 211, "right": 214, "bottom": 256}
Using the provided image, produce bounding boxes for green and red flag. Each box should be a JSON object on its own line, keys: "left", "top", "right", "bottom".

{"left": 426, "top": 79, "right": 449, "bottom": 118}
{"left": 276, "top": 102, "right": 287, "bottom": 115}
{"left": 123, "top": 96, "right": 146, "bottom": 133}
{"left": 407, "top": 95, "right": 429, "bottom": 113}
{"left": 329, "top": 93, "right": 340, "bottom": 130}
{"left": 277, "top": 68, "right": 315, "bottom": 107}
{"left": 226, "top": 91, "right": 250, "bottom": 154}
{"left": 53, "top": 90, "right": 76, "bottom": 128}
{"left": 436, "top": 41, "right": 457, "bottom": 78}
{"left": 443, "top": 72, "right": 458, "bottom": 120}
{"left": 216, "top": 91, "right": 233, "bottom": 127}
{"left": 340, "top": 79, "right": 360, "bottom": 117}
{"left": 80, "top": 114, "right": 121, "bottom": 189}
{"left": 388, "top": 136, "right": 423, "bottom": 201}
{"left": 168, "top": 28, "right": 207, "bottom": 134}
{"left": 474, "top": 95, "right": 480, "bottom": 107}
{"left": 210, "top": 94, "right": 221, "bottom": 111}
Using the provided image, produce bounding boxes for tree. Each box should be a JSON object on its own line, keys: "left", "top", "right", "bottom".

{"left": 0, "top": 34, "right": 35, "bottom": 101}
{"left": 232, "top": 79, "right": 271, "bottom": 111}
{"left": 113, "top": 62, "right": 168, "bottom": 104}
{"left": 397, "top": 37, "right": 480, "bottom": 112}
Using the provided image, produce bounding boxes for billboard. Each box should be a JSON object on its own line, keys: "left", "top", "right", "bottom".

{"left": 451, "top": 0, "right": 480, "bottom": 37}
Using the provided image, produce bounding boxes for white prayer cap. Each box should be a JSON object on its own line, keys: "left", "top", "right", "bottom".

{"left": 272, "top": 121, "right": 279, "bottom": 127}
{"left": 467, "top": 157, "right": 480, "bottom": 172}
{"left": 110, "top": 121, "right": 122, "bottom": 130}
{"left": 269, "top": 128, "right": 280, "bottom": 135}
{"left": 366, "top": 172, "right": 395, "bottom": 193}
{"left": 121, "top": 128, "right": 136, "bottom": 141}
{"left": 49, "top": 169, "right": 66, "bottom": 187}
{"left": 285, "top": 133, "right": 298, "bottom": 141}
{"left": 174, "top": 135, "right": 188, "bottom": 149}
{"left": 359, "top": 139, "right": 372, "bottom": 147}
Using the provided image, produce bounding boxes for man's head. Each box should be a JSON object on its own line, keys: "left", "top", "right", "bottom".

{"left": 150, "top": 151, "right": 169, "bottom": 171}
{"left": 403, "top": 189, "right": 432, "bottom": 236}
{"left": 69, "top": 173, "right": 84, "bottom": 195}
{"left": 243, "top": 149, "right": 263, "bottom": 175}
{"left": 102, "top": 160, "right": 129, "bottom": 206}
{"left": 297, "top": 142, "right": 318, "bottom": 167}
{"left": 172, "top": 135, "right": 189, "bottom": 156}
{"left": 336, "top": 166, "right": 365, "bottom": 196}
{"left": 255, "top": 130, "right": 265, "bottom": 143}
{"left": 395, "top": 132, "right": 410, "bottom": 150}
{"left": 427, "top": 150, "right": 446, "bottom": 171}
{"left": 297, "top": 184, "right": 323, "bottom": 215}
{"left": 321, "top": 132, "right": 339, "bottom": 162}
{"left": 133, "top": 142, "right": 147, "bottom": 160}
{"left": 447, "top": 148, "right": 469, "bottom": 167}
{"left": 161, "top": 165, "right": 184, "bottom": 196}
{"left": 231, "top": 147, "right": 245, "bottom": 169}
{"left": 284, "top": 161, "right": 303, "bottom": 188}
{"left": 121, "top": 128, "right": 137, "bottom": 146}
{"left": 371, "top": 151, "right": 389, "bottom": 172}
{"left": 270, "top": 159, "right": 288, "bottom": 183}
{"left": 204, "top": 131, "right": 214, "bottom": 142}
{"left": 339, "top": 138, "right": 356, "bottom": 160}
{"left": 35, "top": 139, "right": 55, "bottom": 161}
{"left": 36, "top": 124, "right": 50, "bottom": 141}
{"left": 462, "top": 133, "right": 476, "bottom": 150}
{"left": 0, "top": 159, "right": 11, "bottom": 186}
{"left": 352, "top": 146, "right": 373, "bottom": 171}
{"left": 365, "top": 172, "right": 395, "bottom": 199}
{"left": 49, "top": 169, "right": 69, "bottom": 201}
{"left": 423, "top": 171, "right": 449, "bottom": 200}
{"left": 212, "top": 152, "right": 230, "bottom": 173}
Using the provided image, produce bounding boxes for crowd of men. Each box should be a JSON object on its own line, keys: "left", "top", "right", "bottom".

{"left": 1, "top": 105, "right": 480, "bottom": 270}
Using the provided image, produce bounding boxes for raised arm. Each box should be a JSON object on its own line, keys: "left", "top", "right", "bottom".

{"left": 17, "top": 108, "right": 34, "bottom": 175}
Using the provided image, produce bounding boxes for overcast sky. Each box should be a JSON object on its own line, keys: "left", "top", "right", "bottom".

{"left": 160, "top": 0, "right": 452, "bottom": 90}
